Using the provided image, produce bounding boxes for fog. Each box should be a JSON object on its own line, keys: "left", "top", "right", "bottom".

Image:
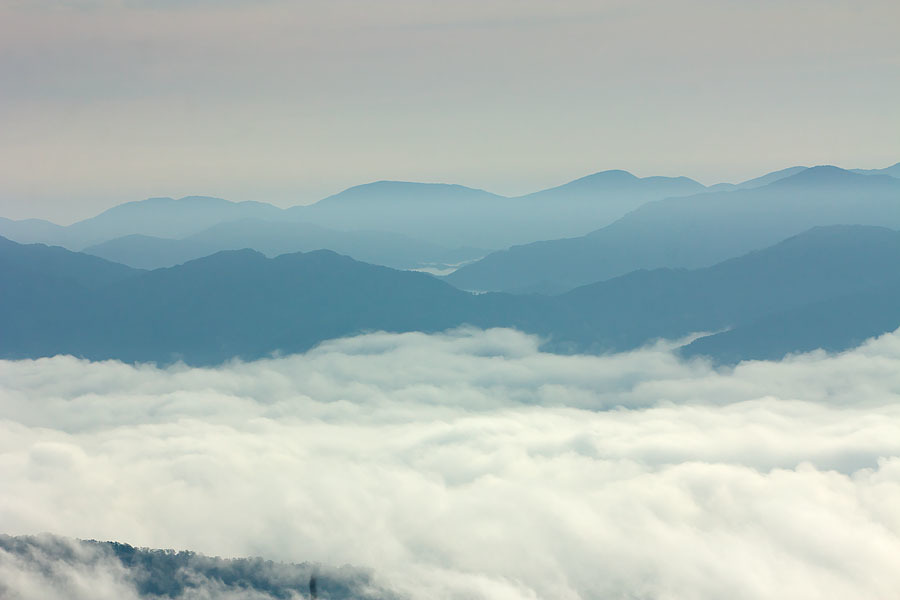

{"left": 2, "top": 328, "right": 900, "bottom": 599}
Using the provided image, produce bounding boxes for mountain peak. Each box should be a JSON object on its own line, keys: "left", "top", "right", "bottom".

{"left": 731, "top": 166, "right": 809, "bottom": 189}
{"left": 308, "top": 180, "right": 502, "bottom": 209}
{"left": 112, "top": 196, "right": 232, "bottom": 210}
{"left": 771, "top": 165, "right": 868, "bottom": 186}
{"left": 561, "top": 169, "right": 706, "bottom": 191}
{"left": 337, "top": 180, "right": 492, "bottom": 195}
{"left": 176, "top": 247, "right": 268, "bottom": 270}
{"left": 578, "top": 169, "right": 639, "bottom": 183}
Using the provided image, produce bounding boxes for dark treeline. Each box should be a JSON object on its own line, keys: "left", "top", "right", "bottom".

{"left": 0, "top": 534, "right": 399, "bottom": 599}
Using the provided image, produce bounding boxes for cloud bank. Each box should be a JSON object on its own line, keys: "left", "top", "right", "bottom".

{"left": 2, "top": 328, "right": 900, "bottom": 599}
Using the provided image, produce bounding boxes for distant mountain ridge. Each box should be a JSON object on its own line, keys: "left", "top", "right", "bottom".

{"left": 0, "top": 196, "right": 283, "bottom": 250}
{"left": 0, "top": 170, "right": 727, "bottom": 269}
{"left": 307, "top": 181, "right": 501, "bottom": 207}
{"left": 513, "top": 170, "right": 705, "bottom": 197}
{"left": 552, "top": 225, "right": 900, "bottom": 354}
{"left": 4, "top": 224, "right": 900, "bottom": 365}
{"left": 769, "top": 165, "right": 897, "bottom": 187}
{"left": 702, "top": 166, "right": 810, "bottom": 192}
{"left": 1, "top": 161, "right": 896, "bottom": 276}
{"left": 82, "top": 219, "right": 486, "bottom": 271}
{"left": 0, "top": 164, "right": 831, "bottom": 252}
{"left": 681, "top": 280, "right": 900, "bottom": 364}
{"left": 0, "top": 172, "right": 712, "bottom": 260}
{"left": 285, "top": 171, "right": 712, "bottom": 248}
{"left": 851, "top": 161, "right": 900, "bottom": 178}
{"left": 446, "top": 166, "right": 900, "bottom": 294}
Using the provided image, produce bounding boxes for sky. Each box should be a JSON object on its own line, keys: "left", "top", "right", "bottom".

{"left": 3, "top": 327, "right": 900, "bottom": 599}
{"left": 1, "top": 0, "right": 899, "bottom": 223}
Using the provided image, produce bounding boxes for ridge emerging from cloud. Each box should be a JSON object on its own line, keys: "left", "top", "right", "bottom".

{"left": 2, "top": 328, "right": 900, "bottom": 599}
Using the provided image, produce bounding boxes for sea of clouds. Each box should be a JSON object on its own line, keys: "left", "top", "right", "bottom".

{"left": 2, "top": 327, "right": 900, "bottom": 599}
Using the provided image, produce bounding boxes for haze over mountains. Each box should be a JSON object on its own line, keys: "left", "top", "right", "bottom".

{"left": 82, "top": 219, "right": 485, "bottom": 272}
{"left": 706, "top": 165, "right": 809, "bottom": 192}
{"left": 851, "top": 162, "right": 900, "bottom": 178}
{"left": 286, "top": 172, "right": 707, "bottom": 248}
{"left": 0, "top": 171, "right": 699, "bottom": 253}
{"left": 4, "top": 223, "right": 900, "bottom": 365}
{"left": 447, "top": 166, "right": 900, "bottom": 293}
{"left": 0, "top": 170, "right": 718, "bottom": 272}
{"left": 557, "top": 225, "right": 900, "bottom": 360}
{"left": 1, "top": 161, "right": 899, "bottom": 366}
{"left": 7, "top": 0, "right": 900, "bottom": 594}
{"left": 4, "top": 161, "right": 900, "bottom": 600}
{"left": 0, "top": 196, "right": 282, "bottom": 249}
{"left": 8, "top": 163, "right": 894, "bottom": 273}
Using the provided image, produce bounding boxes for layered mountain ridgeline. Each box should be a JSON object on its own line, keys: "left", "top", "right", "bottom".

{"left": 705, "top": 165, "right": 809, "bottom": 192}
{"left": 551, "top": 225, "right": 900, "bottom": 356}
{"left": 0, "top": 196, "right": 283, "bottom": 250}
{"left": 286, "top": 172, "right": 707, "bottom": 248}
{"left": 0, "top": 173, "right": 715, "bottom": 272}
{"left": 681, "top": 280, "right": 900, "bottom": 363}
{"left": 0, "top": 534, "right": 396, "bottom": 600}
{"left": 82, "top": 219, "right": 486, "bottom": 271}
{"left": 706, "top": 162, "right": 900, "bottom": 191}
{"left": 0, "top": 235, "right": 549, "bottom": 364}
{"left": 3, "top": 225, "right": 900, "bottom": 365}
{"left": 0, "top": 167, "right": 794, "bottom": 262}
{"left": 446, "top": 166, "right": 900, "bottom": 294}
{"left": 851, "top": 161, "right": 900, "bottom": 178}
{"left": 283, "top": 163, "right": 898, "bottom": 249}
{"left": 2, "top": 164, "right": 896, "bottom": 276}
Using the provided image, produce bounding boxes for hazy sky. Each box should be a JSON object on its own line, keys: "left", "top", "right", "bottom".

{"left": 1, "top": 0, "right": 898, "bottom": 223}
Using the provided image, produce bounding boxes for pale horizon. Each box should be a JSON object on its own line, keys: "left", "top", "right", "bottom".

{"left": 1, "top": 0, "right": 898, "bottom": 223}
{"left": 5, "top": 160, "right": 899, "bottom": 225}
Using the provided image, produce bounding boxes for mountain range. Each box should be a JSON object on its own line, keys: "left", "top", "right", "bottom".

{"left": 7, "top": 163, "right": 887, "bottom": 272}
{"left": 0, "top": 172, "right": 706, "bottom": 254}
{"left": 551, "top": 224, "right": 900, "bottom": 357}
{"left": 0, "top": 196, "right": 282, "bottom": 249}
{"left": 81, "top": 219, "right": 486, "bottom": 272}
{"left": 4, "top": 224, "right": 900, "bottom": 365}
{"left": 285, "top": 172, "right": 708, "bottom": 248}
{"left": 446, "top": 166, "right": 900, "bottom": 293}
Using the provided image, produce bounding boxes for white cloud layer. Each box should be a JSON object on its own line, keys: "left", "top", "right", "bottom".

{"left": 0, "top": 537, "right": 139, "bottom": 600}
{"left": 2, "top": 327, "right": 900, "bottom": 599}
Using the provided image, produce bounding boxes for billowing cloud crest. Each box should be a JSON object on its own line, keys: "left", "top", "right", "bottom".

{"left": 2, "top": 327, "right": 900, "bottom": 599}
{"left": 0, "top": 535, "right": 138, "bottom": 600}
